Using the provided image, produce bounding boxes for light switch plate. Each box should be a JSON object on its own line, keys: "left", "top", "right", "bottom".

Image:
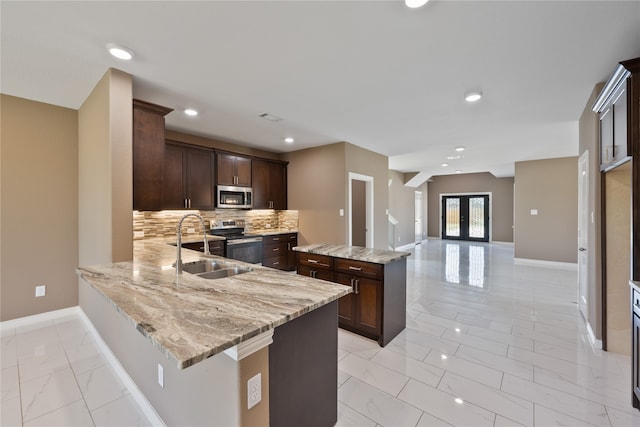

{"left": 530, "top": 209, "right": 538, "bottom": 216}
{"left": 35, "top": 285, "right": 46, "bottom": 297}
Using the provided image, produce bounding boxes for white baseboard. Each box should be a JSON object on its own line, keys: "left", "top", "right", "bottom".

{"left": 1, "top": 306, "right": 165, "bottom": 426}
{"left": 0, "top": 306, "right": 79, "bottom": 335}
{"left": 514, "top": 258, "right": 578, "bottom": 271}
{"left": 585, "top": 321, "right": 603, "bottom": 349}
{"left": 78, "top": 308, "right": 166, "bottom": 426}
{"left": 491, "top": 241, "right": 514, "bottom": 246}
{"left": 395, "top": 242, "right": 417, "bottom": 252}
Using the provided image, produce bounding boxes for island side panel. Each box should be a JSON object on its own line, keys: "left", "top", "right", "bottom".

{"left": 269, "top": 300, "right": 338, "bottom": 427}
{"left": 78, "top": 278, "right": 245, "bottom": 426}
{"left": 381, "top": 257, "right": 407, "bottom": 346}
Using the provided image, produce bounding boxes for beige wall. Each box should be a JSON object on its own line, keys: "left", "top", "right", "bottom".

{"left": 0, "top": 95, "right": 79, "bottom": 321}
{"left": 78, "top": 68, "right": 132, "bottom": 266}
{"left": 427, "top": 172, "right": 515, "bottom": 242}
{"left": 285, "top": 142, "right": 390, "bottom": 250}
{"left": 604, "top": 162, "right": 631, "bottom": 355}
{"left": 578, "top": 83, "right": 604, "bottom": 339}
{"left": 514, "top": 157, "right": 578, "bottom": 263}
{"left": 388, "top": 170, "right": 429, "bottom": 248}
{"left": 345, "top": 143, "right": 389, "bottom": 250}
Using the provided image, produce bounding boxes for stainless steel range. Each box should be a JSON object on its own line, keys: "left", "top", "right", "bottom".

{"left": 209, "top": 219, "right": 263, "bottom": 264}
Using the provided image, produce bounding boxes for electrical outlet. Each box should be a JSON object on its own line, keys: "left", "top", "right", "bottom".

{"left": 339, "top": 209, "right": 344, "bottom": 217}
{"left": 247, "top": 373, "right": 261, "bottom": 409}
{"left": 157, "top": 364, "right": 164, "bottom": 388}
{"left": 35, "top": 285, "right": 46, "bottom": 297}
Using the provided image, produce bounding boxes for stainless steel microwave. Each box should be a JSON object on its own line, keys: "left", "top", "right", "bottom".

{"left": 217, "top": 185, "right": 253, "bottom": 209}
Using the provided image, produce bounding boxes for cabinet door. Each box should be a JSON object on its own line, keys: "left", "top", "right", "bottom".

{"left": 163, "top": 143, "right": 187, "bottom": 209}
{"left": 335, "top": 273, "right": 356, "bottom": 327}
{"left": 187, "top": 147, "right": 215, "bottom": 210}
{"left": 270, "top": 162, "right": 287, "bottom": 210}
{"left": 236, "top": 156, "right": 252, "bottom": 187}
{"left": 252, "top": 159, "right": 270, "bottom": 208}
{"left": 286, "top": 233, "right": 298, "bottom": 271}
{"left": 356, "top": 277, "right": 382, "bottom": 336}
{"left": 297, "top": 264, "right": 334, "bottom": 281}
{"left": 216, "top": 154, "right": 236, "bottom": 186}
{"left": 132, "top": 100, "right": 172, "bottom": 210}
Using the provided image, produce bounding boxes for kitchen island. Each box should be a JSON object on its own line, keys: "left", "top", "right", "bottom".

{"left": 77, "top": 237, "right": 350, "bottom": 427}
{"left": 294, "top": 243, "right": 410, "bottom": 346}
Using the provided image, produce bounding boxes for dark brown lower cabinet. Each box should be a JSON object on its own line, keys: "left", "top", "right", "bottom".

{"left": 296, "top": 252, "right": 406, "bottom": 346}
{"left": 180, "top": 240, "right": 224, "bottom": 257}
{"left": 262, "top": 233, "right": 297, "bottom": 271}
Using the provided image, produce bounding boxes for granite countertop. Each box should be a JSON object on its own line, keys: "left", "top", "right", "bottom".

{"left": 293, "top": 243, "right": 410, "bottom": 264}
{"left": 76, "top": 238, "right": 350, "bottom": 370}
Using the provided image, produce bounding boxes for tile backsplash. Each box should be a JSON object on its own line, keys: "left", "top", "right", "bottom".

{"left": 133, "top": 210, "right": 299, "bottom": 240}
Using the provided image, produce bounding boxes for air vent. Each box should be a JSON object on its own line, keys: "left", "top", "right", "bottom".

{"left": 259, "top": 113, "right": 283, "bottom": 122}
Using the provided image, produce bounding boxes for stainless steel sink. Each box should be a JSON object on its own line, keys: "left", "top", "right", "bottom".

{"left": 179, "top": 259, "right": 253, "bottom": 279}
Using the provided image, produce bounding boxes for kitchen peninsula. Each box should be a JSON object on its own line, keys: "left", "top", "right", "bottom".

{"left": 77, "top": 238, "right": 350, "bottom": 427}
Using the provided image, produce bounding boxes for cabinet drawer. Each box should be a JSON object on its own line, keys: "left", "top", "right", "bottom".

{"left": 634, "top": 289, "right": 640, "bottom": 317}
{"left": 297, "top": 264, "right": 334, "bottom": 281}
{"left": 335, "top": 258, "right": 382, "bottom": 279}
{"left": 263, "top": 233, "right": 297, "bottom": 245}
{"left": 264, "top": 242, "right": 288, "bottom": 257}
{"left": 263, "top": 255, "right": 288, "bottom": 270}
{"left": 296, "top": 253, "right": 333, "bottom": 270}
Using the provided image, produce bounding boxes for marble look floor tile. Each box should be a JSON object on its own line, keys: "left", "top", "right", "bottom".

{"left": 398, "top": 329, "right": 459, "bottom": 356}
{"left": 370, "top": 348, "right": 444, "bottom": 388}
{"left": 1, "top": 396, "right": 22, "bottom": 426}
{"left": 338, "top": 369, "right": 351, "bottom": 387}
{"left": 416, "top": 411, "right": 455, "bottom": 427}
{"left": 15, "top": 325, "right": 60, "bottom": 357}
{"left": 385, "top": 337, "right": 433, "bottom": 361}
{"left": 336, "top": 402, "right": 377, "bottom": 427}
{"left": 455, "top": 345, "right": 534, "bottom": 381}
{"left": 398, "top": 379, "right": 495, "bottom": 427}
{"left": 339, "top": 353, "right": 409, "bottom": 396}
{"left": 76, "top": 364, "right": 129, "bottom": 411}
{"left": 437, "top": 372, "right": 533, "bottom": 426}
{"left": 441, "top": 329, "right": 509, "bottom": 356}
{"left": 18, "top": 345, "right": 70, "bottom": 383}
{"left": 495, "top": 415, "right": 527, "bottom": 427}
{"left": 1, "top": 335, "right": 18, "bottom": 369}
{"left": 20, "top": 368, "right": 83, "bottom": 422}
{"left": 338, "top": 377, "right": 422, "bottom": 427}
{"left": 605, "top": 405, "right": 640, "bottom": 427}
{"left": 415, "top": 312, "right": 469, "bottom": 334}
{"left": 338, "top": 330, "right": 382, "bottom": 360}
{"left": 423, "top": 350, "right": 503, "bottom": 389}
{"left": 406, "top": 317, "right": 447, "bottom": 338}
{"left": 23, "top": 400, "right": 94, "bottom": 427}
{"left": 507, "top": 346, "right": 595, "bottom": 378}
{"left": 1, "top": 366, "right": 20, "bottom": 402}
{"left": 532, "top": 342, "right": 625, "bottom": 377}
{"left": 533, "top": 404, "right": 598, "bottom": 427}
{"left": 91, "top": 394, "right": 152, "bottom": 427}
{"left": 465, "top": 325, "right": 534, "bottom": 351}
{"left": 65, "top": 342, "right": 107, "bottom": 376}
{"left": 500, "top": 374, "right": 610, "bottom": 426}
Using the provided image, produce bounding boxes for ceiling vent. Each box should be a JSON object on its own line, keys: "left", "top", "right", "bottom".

{"left": 259, "top": 113, "right": 283, "bottom": 122}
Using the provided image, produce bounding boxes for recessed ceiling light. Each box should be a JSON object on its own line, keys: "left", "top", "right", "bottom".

{"left": 456, "top": 146, "right": 465, "bottom": 152}
{"left": 184, "top": 108, "right": 198, "bottom": 116}
{"left": 405, "top": 0, "right": 429, "bottom": 8}
{"left": 465, "top": 91, "right": 483, "bottom": 103}
{"left": 107, "top": 44, "right": 133, "bottom": 61}
{"left": 284, "top": 137, "right": 294, "bottom": 144}
{"left": 441, "top": 163, "right": 449, "bottom": 167}
{"left": 447, "top": 155, "right": 462, "bottom": 160}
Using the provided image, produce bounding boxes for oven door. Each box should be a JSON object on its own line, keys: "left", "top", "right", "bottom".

{"left": 226, "top": 237, "right": 263, "bottom": 264}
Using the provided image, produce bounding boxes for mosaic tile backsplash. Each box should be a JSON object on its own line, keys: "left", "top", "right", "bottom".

{"left": 133, "top": 210, "right": 299, "bottom": 240}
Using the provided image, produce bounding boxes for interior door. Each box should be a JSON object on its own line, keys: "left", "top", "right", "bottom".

{"left": 351, "top": 179, "right": 367, "bottom": 247}
{"left": 578, "top": 151, "right": 589, "bottom": 321}
{"left": 442, "top": 195, "right": 489, "bottom": 242}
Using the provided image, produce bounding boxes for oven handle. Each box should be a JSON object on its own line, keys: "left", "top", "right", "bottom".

{"left": 227, "top": 237, "right": 263, "bottom": 245}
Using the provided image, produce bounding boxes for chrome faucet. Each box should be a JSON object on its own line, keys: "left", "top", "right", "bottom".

{"left": 176, "top": 213, "right": 209, "bottom": 277}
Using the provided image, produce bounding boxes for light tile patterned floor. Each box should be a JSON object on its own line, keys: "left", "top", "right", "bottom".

{"left": 2, "top": 239, "right": 639, "bottom": 426}
{"left": 337, "top": 240, "right": 640, "bottom": 427}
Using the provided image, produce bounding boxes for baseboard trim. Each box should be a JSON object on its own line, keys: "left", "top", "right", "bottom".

{"left": 513, "top": 258, "right": 578, "bottom": 271}
{"left": 491, "top": 241, "right": 514, "bottom": 246}
{"left": 0, "top": 306, "right": 79, "bottom": 335}
{"left": 78, "top": 308, "right": 166, "bottom": 426}
{"left": 586, "top": 321, "right": 603, "bottom": 349}
{"left": 395, "top": 242, "right": 417, "bottom": 252}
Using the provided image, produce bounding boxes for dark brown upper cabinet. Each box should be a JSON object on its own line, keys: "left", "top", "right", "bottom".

{"left": 252, "top": 159, "right": 287, "bottom": 210}
{"left": 216, "top": 152, "right": 252, "bottom": 187}
{"left": 132, "top": 100, "right": 173, "bottom": 210}
{"left": 163, "top": 141, "right": 215, "bottom": 210}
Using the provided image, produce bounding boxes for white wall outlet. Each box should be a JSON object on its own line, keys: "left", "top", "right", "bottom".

{"left": 530, "top": 209, "right": 538, "bottom": 216}
{"left": 339, "top": 209, "right": 344, "bottom": 217}
{"left": 157, "top": 364, "right": 164, "bottom": 388}
{"left": 247, "top": 373, "right": 262, "bottom": 409}
{"left": 35, "top": 285, "right": 46, "bottom": 297}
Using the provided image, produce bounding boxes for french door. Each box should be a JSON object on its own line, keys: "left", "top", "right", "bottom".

{"left": 442, "top": 195, "right": 489, "bottom": 242}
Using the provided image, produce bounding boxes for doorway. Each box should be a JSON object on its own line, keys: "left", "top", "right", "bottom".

{"left": 415, "top": 191, "right": 423, "bottom": 245}
{"left": 441, "top": 195, "right": 489, "bottom": 242}
{"left": 578, "top": 151, "right": 589, "bottom": 323}
{"left": 348, "top": 173, "right": 374, "bottom": 248}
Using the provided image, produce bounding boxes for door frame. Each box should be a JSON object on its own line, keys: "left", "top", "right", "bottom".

{"left": 415, "top": 191, "right": 423, "bottom": 245}
{"left": 348, "top": 172, "right": 374, "bottom": 248}
{"left": 578, "top": 150, "right": 589, "bottom": 324}
{"left": 439, "top": 192, "right": 492, "bottom": 242}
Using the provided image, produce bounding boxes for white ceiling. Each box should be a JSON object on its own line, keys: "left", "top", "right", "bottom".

{"left": 2, "top": 1, "right": 639, "bottom": 184}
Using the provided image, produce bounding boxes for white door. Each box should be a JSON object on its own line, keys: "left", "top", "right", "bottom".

{"left": 578, "top": 151, "right": 589, "bottom": 321}
{"left": 415, "top": 191, "right": 423, "bottom": 244}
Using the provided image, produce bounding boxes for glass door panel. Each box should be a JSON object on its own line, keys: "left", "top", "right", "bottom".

{"left": 445, "top": 198, "right": 460, "bottom": 237}
{"left": 442, "top": 195, "right": 489, "bottom": 242}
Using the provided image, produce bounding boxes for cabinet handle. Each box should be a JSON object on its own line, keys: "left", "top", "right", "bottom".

{"left": 273, "top": 261, "right": 279, "bottom": 265}
{"left": 348, "top": 266, "right": 362, "bottom": 271}
{"left": 355, "top": 279, "right": 360, "bottom": 294}
{"left": 269, "top": 201, "right": 274, "bottom": 209}
{"left": 310, "top": 270, "right": 317, "bottom": 278}
{"left": 273, "top": 237, "right": 280, "bottom": 241}
{"left": 308, "top": 259, "right": 318, "bottom": 264}
{"left": 188, "top": 199, "right": 192, "bottom": 209}
{"left": 273, "top": 248, "right": 279, "bottom": 252}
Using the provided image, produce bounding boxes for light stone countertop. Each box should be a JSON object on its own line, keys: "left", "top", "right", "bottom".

{"left": 76, "top": 238, "right": 351, "bottom": 369}
{"left": 293, "top": 243, "right": 410, "bottom": 264}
